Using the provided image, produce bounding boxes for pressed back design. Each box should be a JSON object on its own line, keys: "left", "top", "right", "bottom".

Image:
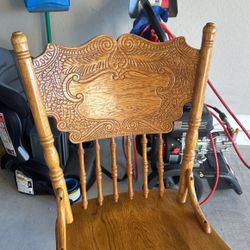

{"left": 12, "top": 23, "right": 216, "bottom": 247}
{"left": 33, "top": 35, "right": 199, "bottom": 143}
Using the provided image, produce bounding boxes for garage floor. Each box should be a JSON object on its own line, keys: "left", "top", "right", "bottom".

{"left": 0, "top": 145, "right": 249, "bottom": 250}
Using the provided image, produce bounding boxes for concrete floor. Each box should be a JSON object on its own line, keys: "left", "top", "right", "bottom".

{"left": 0, "top": 145, "right": 249, "bottom": 250}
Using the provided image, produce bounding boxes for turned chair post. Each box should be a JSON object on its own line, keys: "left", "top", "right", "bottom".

{"left": 141, "top": 134, "right": 149, "bottom": 198}
{"left": 11, "top": 32, "right": 73, "bottom": 224}
{"left": 178, "top": 23, "right": 216, "bottom": 205}
{"left": 78, "top": 143, "right": 88, "bottom": 210}
{"left": 110, "top": 137, "right": 119, "bottom": 202}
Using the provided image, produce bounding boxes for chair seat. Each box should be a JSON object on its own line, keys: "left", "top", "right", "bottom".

{"left": 66, "top": 189, "right": 229, "bottom": 250}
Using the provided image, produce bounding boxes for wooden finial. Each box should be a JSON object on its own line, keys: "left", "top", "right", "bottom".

{"left": 11, "top": 31, "right": 27, "bottom": 46}
{"left": 202, "top": 23, "right": 216, "bottom": 47}
{"left": 11, "top": 32, "right": 30, "bottom": 59}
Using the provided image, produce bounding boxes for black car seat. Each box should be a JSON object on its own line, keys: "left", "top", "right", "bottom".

{"left": 0, "top": 48, "right": 31, "bottom": 162}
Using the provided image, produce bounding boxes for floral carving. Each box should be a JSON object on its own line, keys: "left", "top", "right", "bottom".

{"left": 33, "top": 34, "right": 200, "bottom": 143}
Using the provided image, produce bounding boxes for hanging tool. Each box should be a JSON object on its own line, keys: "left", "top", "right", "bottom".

{"left": 23, "top": 0, "right": 70, "bottom": 43}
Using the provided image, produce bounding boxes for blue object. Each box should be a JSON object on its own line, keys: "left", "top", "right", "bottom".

{"left": 65, "top": 178, "right": 81, "bottom": 203}
{"left": 24, "top": 0, "right": 70, "bottom": 12}
{"left": 130, "top": 6, "right": 168, "bottom": 38}
{"left": 65, "top": 178, "right": 78, "bottom": 193}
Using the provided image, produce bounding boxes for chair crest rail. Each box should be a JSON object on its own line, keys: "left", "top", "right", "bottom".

{"left": 33, "top": 34, "right": 200, "bottom": 143}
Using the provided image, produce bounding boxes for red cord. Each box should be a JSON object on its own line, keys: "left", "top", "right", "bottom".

{"left": 208, "top": 80, "right": 250, "bottom": 140}
{"left": 136, "top": 23, "right": 250, "bottom": 204}
{"left": 160, "top": 24, "right": 249, "bottom": 140}
{"left": 200, "top": 132, "right": 220, "bottom": 206}
{"left": 209, "top": 110, "right": 250, "bottom": 169}
{"left": 161, "top": 22, "right": 176, "bottom": 39}
{"left": 142, "top": 23, "right": 250, "bottom": 141}
{"left": 139, "top": 24, "right": 151, "bottom": 37}
{"left": 139, "top": 22, "right": 176, "bottom": 41}
{"left": 157, "top": 26, "right": 221, "bottom": 205}
{"left": 161, "top": 24, "right": 250, "bottom": 169}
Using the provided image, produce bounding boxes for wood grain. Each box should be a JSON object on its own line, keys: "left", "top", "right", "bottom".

{"left": 78, "top": 143, "right": 88, "bottom": 210}
{"left": 126, "top": 136, "right": 134, "bottom": 200}
{"left": 95, "top": 139, "right": 103, "bottom": 206}
{"left": 186, "top": 169, "right": 211, "bottom": 234}
{"left": 11, "top": 32, "right": 73, "bottom": 224}
{"left": 178, "top": 23, "right": 216, "bottom": 204}
{"left": 32, "top": 34, "right": 201, "bottom": 143}
{"left": 12, "top": 22, "right": 222, "bottom": 248}
{"left": 142, "top": 134, "right": 149, "bottom": 198}
{"left": 67, "top": 190, "right": 230, "bottom": 250}
{"left": 56, "top": 188, "right": 66, "bottom": 250}
{"left": 110, "top": 137, "right": 119, "bottom": 202}
{"left": 158, "top": 133, "right": 165, "bottom": 197}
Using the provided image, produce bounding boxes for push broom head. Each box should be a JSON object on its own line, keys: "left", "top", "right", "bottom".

{"left": 24, "top": 0, "right": 70, "bottom": 12}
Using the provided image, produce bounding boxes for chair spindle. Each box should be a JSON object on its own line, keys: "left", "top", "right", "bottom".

{"left": 95, "top": 139, "right": 103, "bottom": 206}
{"left": 110, "top": 137, "right": 119, "bottom": 202}
{"left": 126, "top": 136, "right": 134, "bottom": 200}
{"left": 158, "top": 133, "right": 164, "bottom": 197}
{"left": 78, "top": 143, "right": 88, "bottom": 210}
{"left": 142, "top": 134, "right": 149, "bottom": 198}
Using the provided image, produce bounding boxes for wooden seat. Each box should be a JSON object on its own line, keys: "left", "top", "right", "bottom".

{"left": 11, "top": 22, "right": 230, "bottom": 249}
{"left": 67, "top": 190, "right": 229, "bottom": 250}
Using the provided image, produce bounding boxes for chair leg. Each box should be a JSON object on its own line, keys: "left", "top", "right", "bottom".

{"left": 186, "top": 169, "right": 211, "bottom": 234}
{"left": 56, "top": 188, "right": 67, "bottom": 250}
{"left": 178, "top": 170, "right": 188, "bottom": 204}
{"left": 56, "top": 219, "right": 59, "bottom": 250}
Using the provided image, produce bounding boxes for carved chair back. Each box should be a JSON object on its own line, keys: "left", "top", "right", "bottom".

{"left": 11, "top": 23, "right": 215, "bottom": 226}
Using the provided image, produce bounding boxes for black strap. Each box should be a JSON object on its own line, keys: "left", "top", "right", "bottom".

{"left": 139, "top": 0, "right": 167, "bottom": 42}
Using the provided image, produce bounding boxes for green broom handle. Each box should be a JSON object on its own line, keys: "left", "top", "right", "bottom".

{"left": 45, "top": 12, "right": 52, "bottom": 43}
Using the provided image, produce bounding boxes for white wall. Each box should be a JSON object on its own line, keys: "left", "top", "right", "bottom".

{"left": 168, "top": 1, "right": 250, "bottom": 116}
{"left": 0, "top": 0, "right": 249, "bottom": 114}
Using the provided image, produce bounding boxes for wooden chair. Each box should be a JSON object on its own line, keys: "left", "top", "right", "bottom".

{"left": 11, "top": 23, "right": 229, "bottom": 250}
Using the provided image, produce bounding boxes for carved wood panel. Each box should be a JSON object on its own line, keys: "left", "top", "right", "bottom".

{"left": 33, "top": 34, "right": 200, "bottom": 143}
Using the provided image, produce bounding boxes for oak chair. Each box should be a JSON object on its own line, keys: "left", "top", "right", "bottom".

{"left": 12, "top": 23, "right": 229, "bottom": 250}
